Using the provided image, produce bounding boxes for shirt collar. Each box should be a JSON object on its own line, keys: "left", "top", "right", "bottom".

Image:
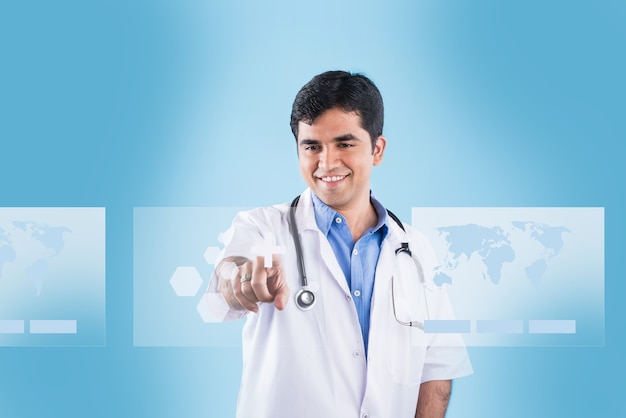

{"left": 311, "top": 192, "right": 389, "bottom": 238}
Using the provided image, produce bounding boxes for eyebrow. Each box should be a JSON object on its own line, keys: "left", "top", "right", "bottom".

{"left": 298, "top": 133, "right": 361, "bottom": 145}
{"left": 334, "top": 134, "right": 359, "bottom": 142}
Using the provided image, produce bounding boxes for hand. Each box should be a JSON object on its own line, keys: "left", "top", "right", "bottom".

{"left": 221, "top": 255, "right": 290, "bottom": 312}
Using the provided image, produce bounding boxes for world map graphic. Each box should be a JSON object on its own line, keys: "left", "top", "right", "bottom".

{"left": 433, "top": 221, "right": 570, "bottom": 288}
{"left": 0, "top": 221, "right": 71, "bottom": 296}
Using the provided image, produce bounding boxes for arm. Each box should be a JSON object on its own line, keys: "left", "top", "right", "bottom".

{"left": 415, "top": 380, "right": 451, "bottom": 418}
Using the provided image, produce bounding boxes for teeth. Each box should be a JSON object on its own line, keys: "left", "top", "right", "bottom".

{"left": 321, "top": 175, "right": 345, "bottom": 182}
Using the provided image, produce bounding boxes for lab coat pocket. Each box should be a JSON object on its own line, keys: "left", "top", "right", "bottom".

{"left": 386, "top": 315, "right": 426, "bottom": 387}
{"left": 384, "top": 253, "right": 428, "bottom": 387}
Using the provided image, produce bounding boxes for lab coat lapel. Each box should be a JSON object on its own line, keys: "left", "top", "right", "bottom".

{"left": 372, "top": 222, "right": 404, "bottom": 310}
{"left": 295, "top": 189, "right": 351, "bottom": 294}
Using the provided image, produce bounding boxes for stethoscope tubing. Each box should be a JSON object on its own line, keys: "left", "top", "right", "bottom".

{"left": 289, "top": 194, "right": 418, "bottom": 314}
{"left": 290, "top": 196, "right": 317, "bottom": 310}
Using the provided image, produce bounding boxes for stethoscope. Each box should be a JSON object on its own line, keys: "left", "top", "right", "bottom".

{"left": 289, "top": 196, "right": 317, "bottom": 310}
{"left": 289, "top": 195, "right": 429, "bottom": 329}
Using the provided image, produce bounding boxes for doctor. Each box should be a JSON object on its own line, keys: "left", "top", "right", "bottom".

{"left": 208, "top": 70, "right": 472, "bottom": 418}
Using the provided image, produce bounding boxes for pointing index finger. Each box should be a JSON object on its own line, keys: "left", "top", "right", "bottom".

{"left": 251, "top": 256, "right": 274, "bottom": 303}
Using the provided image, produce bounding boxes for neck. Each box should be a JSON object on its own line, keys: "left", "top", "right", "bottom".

{"left": 336, "top": 198, "right": 378, "bottom": 242}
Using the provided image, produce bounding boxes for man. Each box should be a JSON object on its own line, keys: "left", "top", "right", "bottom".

{"left": 207, "top": 70, "right": 472, "bottom": 418}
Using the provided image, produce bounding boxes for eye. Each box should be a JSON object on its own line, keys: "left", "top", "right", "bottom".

{"left": 304, "top": 145, "right": 320, "bottom": 151}
{"left": 338, "top": 143, "right": 353, "bottom": 148}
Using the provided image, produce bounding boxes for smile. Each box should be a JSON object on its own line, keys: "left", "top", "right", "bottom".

{"left": 319, "top": 175, "right": 347, "bottom": 182}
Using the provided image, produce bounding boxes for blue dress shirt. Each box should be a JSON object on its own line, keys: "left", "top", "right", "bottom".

{"left": 311, "top": 193, "right": 388, "bottom": 354}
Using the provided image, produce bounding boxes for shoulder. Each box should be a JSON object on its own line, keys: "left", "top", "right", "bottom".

{"left": 232, "top": 191, "right": 311, "bottom": 228}
{"left": 404, "top": 223, "right": 434, "bottom": 253}
{"left": 384, "top": 210, "right": 431, "bottom": 250}
{"left": 390, "top": 221, "right": 439, "bottom": 284}
{"left": 232, "top": 202, "right": 290, "bottom": 227}
{"left": 220, "top": 202, "right": 291, "bottom": 257}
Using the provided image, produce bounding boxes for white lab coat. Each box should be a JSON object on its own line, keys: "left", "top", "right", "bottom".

{"left": 208, "top": 189, "right": 472, "bottom": 418}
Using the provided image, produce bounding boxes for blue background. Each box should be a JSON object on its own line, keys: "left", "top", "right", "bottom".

{"left": 1, "top": 1, "right": 624, "bottom": 417}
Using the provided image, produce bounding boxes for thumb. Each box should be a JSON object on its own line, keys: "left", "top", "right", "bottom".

{"left": 273, "top": 280, "right": 290, "bottom": 311}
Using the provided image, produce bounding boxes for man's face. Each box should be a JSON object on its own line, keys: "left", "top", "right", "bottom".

{"left": 297, "top": 107, "right": 385, "bottom": 212}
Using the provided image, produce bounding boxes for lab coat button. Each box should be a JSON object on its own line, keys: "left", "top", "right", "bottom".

{"left": 362, "top": 413, "right": 369, "bottom": 418}
{"left": 353, "top": 350, "right": 361, "bottom": 358}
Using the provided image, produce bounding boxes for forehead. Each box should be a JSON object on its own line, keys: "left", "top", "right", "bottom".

{"left": 297, "top": 108, "right": 364, "bottom": 139}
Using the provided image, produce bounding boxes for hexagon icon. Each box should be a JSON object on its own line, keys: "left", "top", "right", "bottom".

{"left": 169, "top": 266, "right": 203, "bottom": 297}
{"left": 204, "top": 246, "right": 221, "bottom": 266}
{"left": 197, "top": 292, "right": 213, "bottom": 322}
{"left": 196, "top": 291, "right": 231, "bottom": 323}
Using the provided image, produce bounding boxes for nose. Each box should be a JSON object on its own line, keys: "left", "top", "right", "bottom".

{"left": 319, "top": 147, "right": 340, "bottom": 170}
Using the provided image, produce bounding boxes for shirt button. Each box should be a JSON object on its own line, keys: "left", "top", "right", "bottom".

{"left": 352, "top": 248, "right": 358, "bottom": 256}
{"left": 335, "top": 217, "right": 342, "bottom": 223}
{"left": 353, "top": 290, "right": 361, "bottom": 297}
{"left": 353, "top": 350, "right": 361, "bottom": 358}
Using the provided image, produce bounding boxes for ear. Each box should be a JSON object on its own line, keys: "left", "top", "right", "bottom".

{"left": 372, "top": 135, "right": 386, "bottom": 166}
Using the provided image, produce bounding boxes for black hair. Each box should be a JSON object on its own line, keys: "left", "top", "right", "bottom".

{"left": 290, "top": 70, "right": 384, "bottom": 150}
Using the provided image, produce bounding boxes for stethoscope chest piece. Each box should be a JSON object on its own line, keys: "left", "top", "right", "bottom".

{"left": 295, "top": 288, "right": 316, "bottom": 310}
